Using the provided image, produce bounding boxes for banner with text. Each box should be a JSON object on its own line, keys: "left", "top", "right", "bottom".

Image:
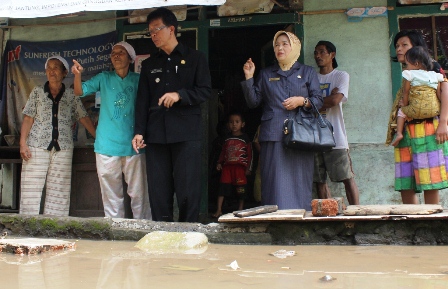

{"left": 0, "top": 31, "right": 116, "bottom": 136}
{"left": 0, "top": 0, "right": 226, "bottom": 18}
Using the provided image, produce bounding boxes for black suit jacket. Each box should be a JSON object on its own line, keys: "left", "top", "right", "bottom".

{"left": 135, "top": 43, "right": 212, "bottom": 143}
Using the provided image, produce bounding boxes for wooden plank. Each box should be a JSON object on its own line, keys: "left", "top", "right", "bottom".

{"left": 218, "top": 209, "right": 448, "bottom": 223}
{"left": 219, "top": 209, "right": 305, "bottom": 222}
{"left": 233, "top": 205, "right": 278, "bottom": 217}
{"left": 302, "top": 210, "right": 448, "bottom": 221}
{"left": 343, "top": 204, "right": 444, "bottom": 216}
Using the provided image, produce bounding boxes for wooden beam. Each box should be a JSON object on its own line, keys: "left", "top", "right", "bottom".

{"left": 431, "top": 15, "right": 438, "bottom": 60}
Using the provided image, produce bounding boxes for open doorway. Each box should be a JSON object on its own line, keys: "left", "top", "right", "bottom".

{"left": 207, "top": 24, "right": 286, "bottom": 216}
{"left": 399, "top": 16, "right": 448, "bottom": 73}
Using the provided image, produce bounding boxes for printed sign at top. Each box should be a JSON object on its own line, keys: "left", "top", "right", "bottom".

{"left": 346, "top": 7, "right": 388, "bottom": 17}
{"left": 345, "top": 7, "right": 388, "bottom": 22}
{"left": 210, "top": 19, "right": 220, "bottom": 27}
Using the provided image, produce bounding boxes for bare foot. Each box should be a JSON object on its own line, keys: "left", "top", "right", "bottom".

{"left": 211, "top": 211, "right": 222, "bottom": 218}
{"left": 391, "top": 133, "right": 403, "bottom": 147}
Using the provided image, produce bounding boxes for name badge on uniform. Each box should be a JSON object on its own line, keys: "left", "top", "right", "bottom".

{"left": 150, "top": 68, "right": 162, "bottom": 73}
{"left": 269, "top": 77, "right": 280, "bottom": 81}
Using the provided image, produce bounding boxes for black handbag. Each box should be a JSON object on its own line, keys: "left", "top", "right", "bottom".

{"left": 282, "top": 99, "right": 336, "bottom": 151}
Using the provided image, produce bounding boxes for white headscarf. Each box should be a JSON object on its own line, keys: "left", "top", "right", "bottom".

{"left": 113, "top": 41, "right": 137, "bottom": 63}
{"left": 45, "top": 55, "right": 69, "bottom": 71}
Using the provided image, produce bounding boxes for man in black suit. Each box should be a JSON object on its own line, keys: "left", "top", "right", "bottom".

{"left": 133, "top": 7, "right": 212, "bottom": 222}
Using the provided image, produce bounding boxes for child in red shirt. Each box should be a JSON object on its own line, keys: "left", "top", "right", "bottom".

{"left": 212, "top": 112, "right": 253, "bottom": 218}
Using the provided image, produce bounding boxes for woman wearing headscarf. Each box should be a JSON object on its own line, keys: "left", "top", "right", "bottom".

{"left": 19, "top": 55, "right": 96, "bottom": 216}
{"left": 241, "top": 31, "right": 323, "bottom": 210}
{"left": 386, "top": 29, "right": 448, "bottom": 205}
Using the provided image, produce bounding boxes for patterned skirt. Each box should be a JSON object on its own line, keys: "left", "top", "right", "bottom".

{"left": 394, "top": 117, "right": 448, "bottom": 191}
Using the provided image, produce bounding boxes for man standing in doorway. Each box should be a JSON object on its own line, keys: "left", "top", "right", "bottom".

{"left": 133, "top": 7, "right": 212, "bottom": 222}
{"left": 313, "top": 40, "right": 360, "bottom": 205}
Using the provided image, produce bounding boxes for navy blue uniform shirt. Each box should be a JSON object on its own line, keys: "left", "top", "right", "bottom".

{"left": 135, "top": 43, "right": 212, "bottom": 143}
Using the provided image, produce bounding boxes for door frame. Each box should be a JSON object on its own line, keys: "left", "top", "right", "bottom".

{"left": 116, "top": 11, "right": 303, "bottom": 221}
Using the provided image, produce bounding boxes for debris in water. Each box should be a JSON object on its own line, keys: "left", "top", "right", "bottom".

{"left": 227, "top": 260, "right": 240, "bottom": 270}
{"left": 135, "top": 231, "right": 208, "bottom": 254}
{"left": 319, "top": 275, "right": 336, "bottom": 282}
{"left": 0, "top": 238, "right": 75, "bottom": 255}
{"left": 162, "top": 265, "right": 203, "bottom": 271}
{"left": 269, "top": 250, "right": 296, "bottom": 259}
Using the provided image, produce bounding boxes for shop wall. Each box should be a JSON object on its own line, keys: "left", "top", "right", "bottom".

{"left": 191, "top": 1, "right": 448, "bottom": 208}
{"left": 303, "top": 0, "right": 391, "bottom": 144}
{"left": 1, "top": 4, "right": 447, "bottom": 209}
{"left": 303, "top": 0, "right": 448, "bottom": 207}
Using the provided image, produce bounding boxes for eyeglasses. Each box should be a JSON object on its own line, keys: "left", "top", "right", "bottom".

{"left": 147, "top": 25, "right": 167, "bottom": 36}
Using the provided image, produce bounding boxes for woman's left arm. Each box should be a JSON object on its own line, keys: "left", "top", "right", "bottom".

{"left": 79, "top": 116, "right": 96, "bottom": 139}
{"left": 306, "top": 68, "right": 323, "bottom": 110}
{"left": 284, "top": 68, "right": 323, "bottom": 110}
{"left": 436, "top": 81, "right": 448, "bottom": 143}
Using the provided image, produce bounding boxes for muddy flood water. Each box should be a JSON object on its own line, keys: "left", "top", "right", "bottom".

{"left": 1, "top": 238, "right": 448, "bottom": 289}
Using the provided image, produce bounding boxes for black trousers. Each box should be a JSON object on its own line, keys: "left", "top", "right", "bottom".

{"left": 145, "top": 141, "right": 202, "bottom": 222}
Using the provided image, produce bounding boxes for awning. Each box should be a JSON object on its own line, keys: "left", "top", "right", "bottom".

{"left": 398, "top": 0, "right": 448, "bottom": 4}
{"left": 0, "top": 0, "right": 226, "bottom": 18}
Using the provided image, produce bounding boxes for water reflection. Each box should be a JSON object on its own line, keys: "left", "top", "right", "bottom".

{"left": 0, "top": 239, "right": 447, "bottom": 288}
{"left": 97, "top": 258, "right": 145, "bottom": 289}
{"left": 18, "top": 256, "right": 69, "bottom": 289}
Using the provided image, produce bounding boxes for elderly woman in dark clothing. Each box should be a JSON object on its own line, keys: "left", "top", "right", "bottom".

{"left": 241, "top": 31, "right": 323, "bottom": 210}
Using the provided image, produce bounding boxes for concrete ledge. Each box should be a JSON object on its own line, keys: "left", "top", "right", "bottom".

{"left": 2, "top": 213, "right": 448, "bottom": 245}
{"left": 207, "top": 232, "right": 272, "bottom": 245}
{"left": 267, "top": 220, "right": 448, "bottom": 245}
{"left": 0, "top": 214, "right": 111, "bottom": 239}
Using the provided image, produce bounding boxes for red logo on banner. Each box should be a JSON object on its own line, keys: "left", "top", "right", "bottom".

{"left": 7, "top": 46, "right": 21, "bottom": 63}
